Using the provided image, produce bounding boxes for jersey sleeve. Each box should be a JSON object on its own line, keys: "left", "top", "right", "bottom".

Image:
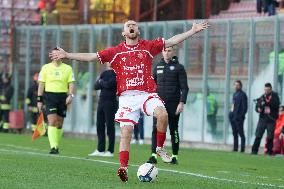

{"left": 147, "top": 38, "right": 165, "bottom": 57}
{"left": 68, "top": 67, "right": 76, "bottom": 83}
{"left": 38, "top": 66, "right": 46, "bottom": 82}
{"left": 96, "top": 46, "right": 117, "bottom": 64}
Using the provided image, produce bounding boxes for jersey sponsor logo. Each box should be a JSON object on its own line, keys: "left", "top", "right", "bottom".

{"left": 122, "top": 57, "right": 126, "bottom": 62}
{"left": 123, "top": 64, "right": 145, "bottom": 88}
{"left": 49, "top": 108, "right": 57, "bottom": 111}
{"left": 170, "top": 66, "right": 175, "bottom": 70}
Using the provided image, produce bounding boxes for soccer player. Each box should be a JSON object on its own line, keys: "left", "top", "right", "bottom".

{"left": 38, "top": 47, "right": 75, "bottom": 154}
{"left": 49, "top": 20, "right": 209, "bottom": 182}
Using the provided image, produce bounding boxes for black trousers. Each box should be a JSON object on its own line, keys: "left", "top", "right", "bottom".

{"left": 229, "top": 114, "right": 245, "bottom": 152}
{"left": 252, "top": 118, "right": 275, "bottom": 155}
{"left": 96, "top": 99, "right": 118, "bottom": 153}
{"left": 151, "top": 101, "right": 180, "bottom": 155}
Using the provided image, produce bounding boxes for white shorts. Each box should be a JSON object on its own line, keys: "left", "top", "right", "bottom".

{"left": 115, "top": 90, "right": 165, "bottom": 126}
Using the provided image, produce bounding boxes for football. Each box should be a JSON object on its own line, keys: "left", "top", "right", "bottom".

{"left": 137, "top": 163, "right": 158, "bottom": 182}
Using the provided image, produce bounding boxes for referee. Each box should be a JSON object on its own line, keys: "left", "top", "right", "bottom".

{"left": 37, "top": 47, "right": 75, "bottom": 154}
{"left": 148, "top": 46, "right": 189, "bottom": 164}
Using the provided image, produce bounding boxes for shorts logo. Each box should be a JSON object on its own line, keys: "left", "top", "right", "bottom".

{"left": 119, "top": 112, "right": 125, "bottom": 118}
{"left": 119, "top": 107, "right": 132, "bottom": 118}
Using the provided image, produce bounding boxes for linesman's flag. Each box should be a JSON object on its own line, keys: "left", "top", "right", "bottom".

{"left": 32, "top": 112, "right": 46, "bottom": 141}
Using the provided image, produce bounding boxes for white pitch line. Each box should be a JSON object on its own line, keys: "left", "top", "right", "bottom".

{"left": 0, "top": 148, "right": 283, "bottom": 188}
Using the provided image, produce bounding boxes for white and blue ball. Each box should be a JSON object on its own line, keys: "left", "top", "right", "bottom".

{"left": 137, "top": 163, "right": 158, "bottom": 182}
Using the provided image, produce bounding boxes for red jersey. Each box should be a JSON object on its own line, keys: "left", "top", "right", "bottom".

{"left": 97, "top": 38, "right": 165, "bottom": 96}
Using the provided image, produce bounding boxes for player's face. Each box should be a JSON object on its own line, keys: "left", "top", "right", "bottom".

{"left": 162, "top": 47, "right": 174, "bottom": 63}
{"left": 122, "top": 21, "right": 140, "bottom": 40}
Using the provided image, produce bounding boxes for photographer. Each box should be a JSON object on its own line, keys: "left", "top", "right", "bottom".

{"left": 251, "top": 83, "right": 280, "bottom": 155}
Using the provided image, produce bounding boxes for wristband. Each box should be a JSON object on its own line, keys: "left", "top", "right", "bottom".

{"left": 37, "top": 96, "right": 43, "bottom": 102}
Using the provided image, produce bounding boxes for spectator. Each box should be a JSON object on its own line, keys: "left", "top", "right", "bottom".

{"left": 257, "top": 0, "right": 266, "bottom": 16}
{"left": 229, "top": 80, "right": 248, "bottom": 152}
{"left": 0, "top": 73, "right": 14, "bottom": 133}
{"left": 88, "top": 63, "right": 118, "bottom": 157}
{"left": 206, "top": 88, "right": 218, "bottom": 135}
{"left": 252, "top": 83, "right": 280, "bottom": 155}
{"left": 269, "top": 105, "right": 284, "bottom": 154}
{"left": 269, "top": 49, "right": 284, "bottom": 96}
{"left": 196, "top": 87, "right": 218, "bottom": 135}
{"left": 26, "top": 73, "right": 40, "bottom": 131}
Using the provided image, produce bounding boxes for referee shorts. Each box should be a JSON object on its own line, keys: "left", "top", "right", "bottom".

{"left": 44, "top": 92, "right": 68, "bottom": 118}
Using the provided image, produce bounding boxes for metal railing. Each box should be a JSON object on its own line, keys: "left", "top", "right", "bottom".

{"left": 9, "top": 15, "right": 284, "bottom": 145}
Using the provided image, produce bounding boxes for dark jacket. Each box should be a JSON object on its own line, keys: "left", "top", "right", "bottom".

{"left": 26, "top": 82, "right": 38, "bottom": 107}
{"left": 0, "top": 83, "right": 14, "bottom": 105}
{"left": 153, "top": 56, "right": 189, "bottom": 103}
{"left": 255, "top": 91, "right": 280, "bottom": 122}
{"left": 94, "top": 69, "right": 117, "bottom": 101}
{"left": 281, "top": 126, "right": 284, "bottom": 134}
{"left": 230, "top": 89, "right": 248, "bottom": 121}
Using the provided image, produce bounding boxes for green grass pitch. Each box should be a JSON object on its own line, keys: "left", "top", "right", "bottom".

{"left": 0, "top": 133, "right": 283, "bottom": 189}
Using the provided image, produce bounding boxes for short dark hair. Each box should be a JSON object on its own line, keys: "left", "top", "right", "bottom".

{"left": 265, "top": 83, "right": 272, "bottom": 88}
{"left": 235, "top": 80, "right": 242, "bottom": 88}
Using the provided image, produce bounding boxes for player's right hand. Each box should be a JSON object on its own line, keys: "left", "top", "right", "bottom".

{"left": 37, "top": 102, "right": 43, "bottom": 112}
{"left": 49, "top": 47, "right": 67, "bottom": 60}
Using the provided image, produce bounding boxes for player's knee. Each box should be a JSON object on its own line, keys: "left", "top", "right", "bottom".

{"left": 48, "top": 119, "right": 56, "bottom": 126}
{"left": 156, "top": 108, "right": 168, "bottom": 122}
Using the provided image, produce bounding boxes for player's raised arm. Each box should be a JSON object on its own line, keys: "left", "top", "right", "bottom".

{"left": 165, "top": 21, "right": 209, "bottom": 48}
{"left": 49, "top": 47, "right": 98, "bottom": 62}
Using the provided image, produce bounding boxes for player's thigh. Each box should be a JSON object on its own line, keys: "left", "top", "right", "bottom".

{"left": 143, "top": 96, "right": 165, "bottom": 117}
{"left": 115, "top": 95, "right": 141, "bottom": 124}
{"left": 56, "top": 94, "right": 67, "bottom": 118}
{"left": 47, "top": 113, "right": 58, "bottom": 126}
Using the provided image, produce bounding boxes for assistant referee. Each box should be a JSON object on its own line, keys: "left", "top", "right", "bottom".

{"left": 37, "top": 47, "right": 75, "bottom": 154}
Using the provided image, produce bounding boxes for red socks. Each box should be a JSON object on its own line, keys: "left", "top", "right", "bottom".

{"left": 157, "top": 131, "right": 166, "bottom": 148}
{"left": 119, "top": 151, "right": 129, "bottom": 167}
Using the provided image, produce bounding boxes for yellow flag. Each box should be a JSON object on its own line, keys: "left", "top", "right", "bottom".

{"left": 32, "top": 112, "right": 46, "bottom": 141}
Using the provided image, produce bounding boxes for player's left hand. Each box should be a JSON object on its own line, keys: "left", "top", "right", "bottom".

{"left": 192, "top": 21, "right": 209, "bottom": 33}
{"left": 66, "top": 95, "right": 73, "bottom": 105}
{"left": 175, "top": 102, "right": 184, "bottom": 115}
{"left": 49, "top": 47, "right": 67, "bottom": 61}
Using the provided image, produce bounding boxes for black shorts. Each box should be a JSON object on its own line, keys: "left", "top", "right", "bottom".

{"left": 44, "top": 92, "right": 67, "bottom": 118}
